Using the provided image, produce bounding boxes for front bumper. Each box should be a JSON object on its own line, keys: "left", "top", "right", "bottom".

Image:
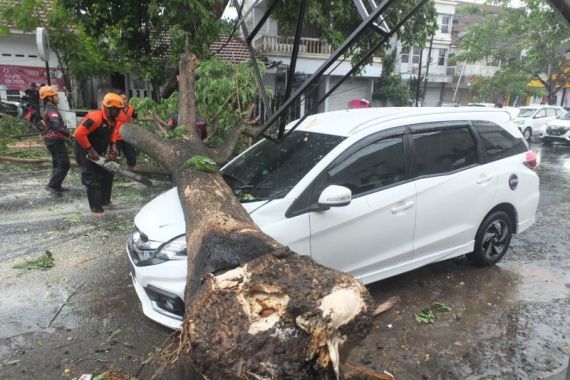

{"left": 126, "top": 243, "right": 187, "bottom": 330}
{"left": 543, "top": 130, "right": 570, "bottom": 143}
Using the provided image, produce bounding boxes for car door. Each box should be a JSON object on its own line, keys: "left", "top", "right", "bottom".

{"left": 410, "top": 121, "right": 497, "bottom": 260}
{"left": 307, "top": 129, "right": 416, "bottom": 281}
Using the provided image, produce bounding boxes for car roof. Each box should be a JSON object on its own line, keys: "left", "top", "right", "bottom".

{"left": 292, "top": 107, "right": 513, "bottom": 137}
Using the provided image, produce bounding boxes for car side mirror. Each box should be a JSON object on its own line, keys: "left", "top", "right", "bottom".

{"left": 317, "top": 185, "right": 352, "bottom": 209}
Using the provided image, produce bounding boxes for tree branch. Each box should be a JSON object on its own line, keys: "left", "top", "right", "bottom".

{"left": 208, "top": 126, "right": 246, "bottom": 165}
{"left": 178, "top": 54, "right": 201, "bottom": 143}
{"left": 121, "top": 123, "right": 181, "bottom": 172}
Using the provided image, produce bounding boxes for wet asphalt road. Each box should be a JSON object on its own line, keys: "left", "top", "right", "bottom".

{"left": 0, "top": 144, "right": 569, "bottom": 379}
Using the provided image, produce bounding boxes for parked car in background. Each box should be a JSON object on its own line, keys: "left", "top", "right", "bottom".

{"left": 503, "top": 106, "right": 520, "bottom": 119}
{"left": 512, "top": 105, "right": 565, "bottom": 141}
{"left": 0, "top": 100, "right": 23, "bottom": 118}
{"left": 543, "top": 112, "right": 570, "bottom": 145}
{"left": 126, "top": 107, "right": 540, "bottom": 329}
{"left": 467, "top": 102, "right": 496, "bottom": 107}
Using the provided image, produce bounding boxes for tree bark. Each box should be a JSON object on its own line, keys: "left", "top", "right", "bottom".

{"left": 119, "top": 53, "right": 374, "bottom": 379}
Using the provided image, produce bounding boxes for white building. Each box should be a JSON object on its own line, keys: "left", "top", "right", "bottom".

{"left": 396, "top": 0, "right": 501, "bottom": 106}
{"left": 396, "top": 0, "right": 456, "bottom": 106}
{"left": 0, "top": 29, "right": 77, "bottom": 125}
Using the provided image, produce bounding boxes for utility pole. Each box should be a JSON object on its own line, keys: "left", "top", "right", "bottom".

{"left": 415, "top": 46, "right": 423, "bottom": 106}
{"left": 422, "top": 35, "right": 434, "bottom": 105}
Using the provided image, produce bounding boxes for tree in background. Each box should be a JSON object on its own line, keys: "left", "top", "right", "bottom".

{"left": 468, "top": 68, "right": 545, "bottom": 105}
{"left": 454, "top": 0, "right": 570, "bottom": 105}
{"left": 373, "top": 50, "right": 411, "bottom": 106}
{"left": 0, "top": 0, "right": 123, "bottom": 107}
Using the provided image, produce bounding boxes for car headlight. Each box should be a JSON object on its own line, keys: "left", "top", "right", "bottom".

{"left": 156, "top": 235, "right": 187, "bottom": 261}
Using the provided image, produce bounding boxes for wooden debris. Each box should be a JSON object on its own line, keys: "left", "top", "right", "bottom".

{"left": 373, "top": 296, "right": 400, "bottom": 317}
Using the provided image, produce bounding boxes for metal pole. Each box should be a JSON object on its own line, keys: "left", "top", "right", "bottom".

{"left": 45, "top": 61, "right": 51, "bottom": 86}
{"left": 280, "top": 0, "right": 430, "bottom": 138}
{"left": 422, "top": 34, "right": 434, "bottom": 105}
{"left": 257, "top": 0, "right": 398, "bottom": 136}
{"left": 453, "top": 62, "right": 466, "bottom": 103}
{"left": 415, "top": 46, "right": 423, "bottom": 107}
{"left": 233, "top": 0, "right": 270, "bottom": 117}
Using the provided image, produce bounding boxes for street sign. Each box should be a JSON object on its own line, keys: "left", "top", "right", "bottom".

{"left": 36, "top": 27, "right": 50, "bottom": 62}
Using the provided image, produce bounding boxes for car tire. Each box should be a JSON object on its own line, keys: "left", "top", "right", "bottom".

{"left": 522, "top": 127, "right": 532, "bottom": 142}
{"left": 468, "top": 211, "right": 513, "bottom": 266}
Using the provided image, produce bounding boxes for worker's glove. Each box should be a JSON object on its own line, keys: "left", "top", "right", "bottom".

{"left": 87, "top": 147, "right": 99, "bottom": 161}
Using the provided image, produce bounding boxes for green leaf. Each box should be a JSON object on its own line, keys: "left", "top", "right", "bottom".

{"left": 183, "top": 155, "right": 217, "bottom": 173}
{"left": 432, "top": 301, "right": 451, "bottom": 312}
{"left": 414, "top": 308, "right": 436, "bottom": 324}
{"left": 13, "top": 250, "right": 55, "bottom": 270}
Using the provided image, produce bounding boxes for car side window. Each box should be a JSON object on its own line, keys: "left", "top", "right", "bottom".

{"left": 318, "top": 136, "right": 406, "bottom": 198}
{"left": 472, "top": 121, "right": 526, "bottom": 161}
{"left": 535, "top": 109, "right": 546, "bottom": 118}
{"left": 546, "top": 108, "right": 556, "bottom": 117}
{"left": 412, "top": 126, "right": 477, "bottom": 176}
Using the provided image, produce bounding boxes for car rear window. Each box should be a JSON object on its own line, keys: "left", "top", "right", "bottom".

{"left": 412, "top": 126, "right": 478, "bottom": 176}
{"left": 472, "top": 121, "right": 526, "bottom": 161}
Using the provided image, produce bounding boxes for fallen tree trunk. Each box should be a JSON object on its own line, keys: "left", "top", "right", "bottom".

{"left": 121, "top": 54, "right": 374, "bottom": 379}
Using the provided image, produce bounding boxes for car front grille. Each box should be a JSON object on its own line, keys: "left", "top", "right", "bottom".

{"left": 546, "top": 127, "right": 569, "bottom": 136}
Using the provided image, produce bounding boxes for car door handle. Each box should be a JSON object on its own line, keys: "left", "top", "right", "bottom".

{"left": 477, "top": 175, "right": 493, "bottom": 184}
{"left": 391, "top": 201, "right": 415, "bottom": 214}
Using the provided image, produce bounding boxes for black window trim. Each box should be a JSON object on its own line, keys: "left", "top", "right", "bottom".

{"left": 408, "top": 121, "right": 481, "bottom": 180}
{"left": 469, "top": 119, "right": 527, "bottom": 163}
{"left": 285, "top": 127, "right": 408, "bottom": 218}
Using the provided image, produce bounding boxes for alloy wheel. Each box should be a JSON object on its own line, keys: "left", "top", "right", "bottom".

{"left": 481, "top": 220, "right": 509, "bottom": 259}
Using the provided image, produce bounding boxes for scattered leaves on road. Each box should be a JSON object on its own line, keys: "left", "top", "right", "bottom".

{"left": 415, "top": 308, "right": 436, "bottom": 324}
{"left": 13, "top": 250, "right": 55, "bottom": 270}
{"left": 415, "top": 301, "right": 453, "bottom": 324}
{"left": 431, "top": 301, "right": 452, "bottom": 312}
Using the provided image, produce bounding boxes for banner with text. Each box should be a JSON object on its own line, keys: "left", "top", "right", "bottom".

{"left": 0, "top": 65, "right": 66, "bottom": 91}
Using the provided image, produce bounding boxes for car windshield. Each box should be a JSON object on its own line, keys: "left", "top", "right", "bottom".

{"left": 222, "top": 131, "right": 344, "bottom": 201}
{"left": 518, "top": 108, "right": 537, "bottom": 117}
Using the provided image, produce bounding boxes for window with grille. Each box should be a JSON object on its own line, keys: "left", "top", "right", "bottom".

{"left": 6, "top": 89, "right": 21, "bottom": 102}
{"left": 438, "top": 49, "right": 447, "bottom": 66}
{"left": 440, "top": 15, "right": 451, "bottom": 33}
{"left": 411, "top": 47, "right": 421, "bottom": 64}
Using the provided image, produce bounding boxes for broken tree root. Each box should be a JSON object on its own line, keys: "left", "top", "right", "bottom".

{"left": 181, "top": 248, "right": 374, "bottom": 379}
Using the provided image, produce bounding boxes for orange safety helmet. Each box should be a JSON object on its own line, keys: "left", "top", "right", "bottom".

{"left": 39, "top": 85, "right": 58, "bottom": 100}
{"left": 102, "top": 92, "right": 124, "bottom": 108}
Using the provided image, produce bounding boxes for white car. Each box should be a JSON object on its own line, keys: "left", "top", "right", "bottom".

{"left": 127, "top": 107, "right": 540, "bottom": 329}
{"left": 543, "top": 112, "right": 570, "bottom": 145}
{"left": 512, "top": 105, "right": 565, "bottom": 141}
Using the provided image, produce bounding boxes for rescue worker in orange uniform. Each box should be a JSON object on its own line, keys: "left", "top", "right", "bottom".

{"left": 40, "top": 85, "right": 70, "bottom": 196}
{"left": 73, "top": 92, "right": 123, "bottom": 216}
{"left": 113, "top": 92, "right": 137, "bottom": 170}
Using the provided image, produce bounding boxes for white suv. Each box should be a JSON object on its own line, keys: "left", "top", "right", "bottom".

{"left": 512, "top": 105, "right": 565, "bottom": 141}
{"left": 543, "top": 112, "right": 570, "bottom": 145}
{"left": 127, "top": 107, "right": 540, "bottom": 329}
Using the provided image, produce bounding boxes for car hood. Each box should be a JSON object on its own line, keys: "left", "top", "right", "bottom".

{"left": 548, "top": 119, "right": 570, "bottom": 128}
{"left": 133, "top": 187, "right": 268, "bottom": 242}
